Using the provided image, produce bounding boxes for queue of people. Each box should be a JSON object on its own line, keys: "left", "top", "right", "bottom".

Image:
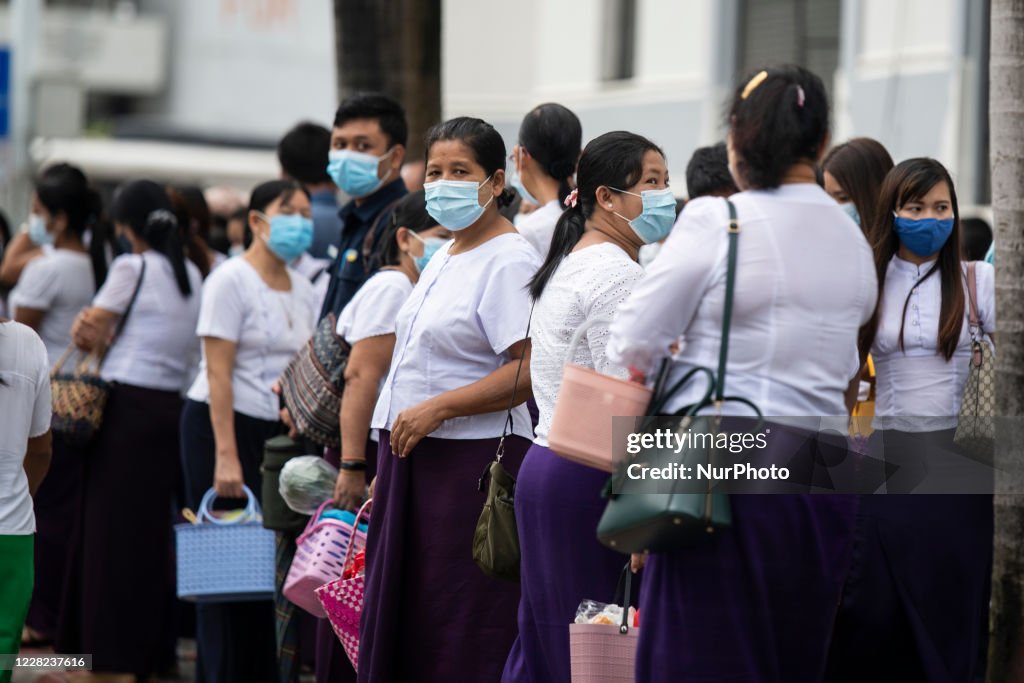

{"left": 0, "top": 61, "right": 998, "bottom": 683}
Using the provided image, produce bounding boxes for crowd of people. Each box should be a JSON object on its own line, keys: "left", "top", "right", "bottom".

{"left": 0, "top": 61, "right": 996, "bottom": 683}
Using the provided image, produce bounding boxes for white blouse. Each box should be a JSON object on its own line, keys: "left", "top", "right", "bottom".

{"left": 336, "top": 270, "right": 412, "bottom": 344}
{"left": 9, "top": 249, "right": 95, "bottom": 368}
{"left": 372, "top": 233, "right": 541, "bottom": 441}
{"left": 187, "top": 257, "right": 315, "bottom": 421}
{"left": 871, "top": 257, "right": 995, "bottom": 432}
{"left": 531, "top": 243, "right": 643, "bottom": 446}
{"left": 0, "top": 322, "right": 51, "bottom": 535}
{"left": 607, "top": 185, "right": 877, "bottom": 417}
{"left": 94, "top": 252, "right": 203, "bottom": 391}
{"left": 516, "top": 200, "right": 563, "bottom": 258}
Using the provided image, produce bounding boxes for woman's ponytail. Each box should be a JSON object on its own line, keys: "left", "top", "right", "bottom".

{"left": 528, "top": 203, "right": 585, "bottom": 300}
{"left": 144, "top": 209, "right": 192, "bottom": 297}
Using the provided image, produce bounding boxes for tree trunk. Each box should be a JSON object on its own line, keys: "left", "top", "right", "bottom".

{"left": 988, "top": 0, "right": 1024, "bottom": 680}
{"left": 332, "top": 0, "right": 441, "bottom": 160}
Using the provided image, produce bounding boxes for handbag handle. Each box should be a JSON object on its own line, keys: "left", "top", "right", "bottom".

{"left": 295, "top": 498, "right": 341, "bottom": 546}
{"left": 341, "top": 498, "right": 373, "bottom": 572}
{"left": 495, "top": 302, "right": 535, "bottom": 463}
{"left": 613, "top": 561, "right": 634, "bottom": 635}
{"left": 197, "top": 485, "right": 262, "bottom": 525}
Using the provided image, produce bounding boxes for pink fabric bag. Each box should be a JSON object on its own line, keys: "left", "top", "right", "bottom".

{"left": 316, "top": 499, "right": 371, "bottom": 670}
{"left": 285, "top": 499, "right": 367, "bottom": 617}
{"left": 548, "top": 320, "right": 652, "bottom": 472}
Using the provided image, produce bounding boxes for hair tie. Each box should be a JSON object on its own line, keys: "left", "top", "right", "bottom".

{"left": 795, "top": 85, "right": 806, "bottom": 108}
{"left": 564, "top": 188, "right": 579, "bottom": 208}
{"left": 741, "top": 70, "right": 769, "bottom": 100}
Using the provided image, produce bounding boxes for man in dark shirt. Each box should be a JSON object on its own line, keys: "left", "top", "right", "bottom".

{"left": 320, "top": 93, "right": 409, "bottom": 318}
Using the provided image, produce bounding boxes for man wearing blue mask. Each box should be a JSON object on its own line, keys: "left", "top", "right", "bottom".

{"left": 320, "top": 93, "right": 409, "bottom": 318}
{"left": 277, "top": 121, "right": 344, "bottom": 260}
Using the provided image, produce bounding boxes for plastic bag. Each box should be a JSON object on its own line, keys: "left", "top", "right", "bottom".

{"left": 279, "top": 456, "right": 338, "bottom": 514}
{"left": 574, "top": 599, "right": 638, "bottom": 627}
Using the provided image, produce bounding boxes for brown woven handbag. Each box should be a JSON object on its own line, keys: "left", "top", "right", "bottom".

{"left": 51, "top": 259, "right": 146, "bottom": 447}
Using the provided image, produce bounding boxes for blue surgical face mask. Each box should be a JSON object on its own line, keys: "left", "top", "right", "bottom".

{"left": 327, "top": 149, "right": 392, "bottom": 198}
{"left": 259, "top": 212, "right": 314, "bottom": 262}
{"left": 610, "top": 187, "right": 677, "bottom": 244}
{"left": 410, "top": 232, "right": 447, "bottom": 273}
{"left": 507, "top": 151, "right": 538, "bottom": 205}
{"left": 840, "top": 202, "right": 860, "bottom": 226}
{"left": 423, "top": 177, "right": 494, "bottom": 231}
{"left": 892, "top": 213, "right": 954, "bottom": 258}
{"left": 28, "top": 213, "right": 53, "bottom": 247}
{"left": 228, "top": 244, "right": 245, "bottom": 258}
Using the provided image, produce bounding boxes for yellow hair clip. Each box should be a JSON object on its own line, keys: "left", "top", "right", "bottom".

{"left": 741, "top": 70, "right": 769, "bottom": 100}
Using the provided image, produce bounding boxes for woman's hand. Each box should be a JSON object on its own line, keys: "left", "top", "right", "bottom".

{"left": 271, "top": 381, "right": 298, "bottom": 438}
{"left": 214, "top": 449, "right": 245, "bottom": 499}
{"left": 71, "top": 309, "right": 110, "bottom": 352}
{"left": 390, "top": 397, "right": 449, "bottom": 458}
{"left": 333, "top": 469, "right": 367, "bottom": 511}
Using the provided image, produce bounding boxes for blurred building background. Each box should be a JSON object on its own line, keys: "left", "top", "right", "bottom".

{"left": 0, "top": 0, "right": 993, "bottom": 230}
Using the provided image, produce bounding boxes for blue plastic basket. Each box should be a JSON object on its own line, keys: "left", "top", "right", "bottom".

{"left": 175, "top": 486, "right": 276, "bottom": 602}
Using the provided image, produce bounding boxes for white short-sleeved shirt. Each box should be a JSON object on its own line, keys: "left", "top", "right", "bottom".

{"left": 336, "top": 270, "right": 413, "bottom": 344}
{"left": 531, "top": 243, "right": 643, "bottom": 446}
{"left": 871, "top": 258, "right": 996, "bottom": 432}
{"left": 187, "top": 257, "right": 316, "bottom": 421}
{"left": 0, "top": 322, "right": 52, "bottom": 534}
{"left": 516, "top": 200, "right": 563, "bottom": 257}
{"left": 372, "top": 233, "right": 541, "bottom": 440}
{"left": 607, "top": 186, "right": 878, "bottom": 417}
{"left": 9, "top": 249, "right": 95, "bottom": 368}
{"left": 94, "top": 252, "right": 204, "bottom": 391}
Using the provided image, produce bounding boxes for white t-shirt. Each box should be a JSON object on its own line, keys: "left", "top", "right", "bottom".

{"left": 187, "top": 257, "right": 315, "bottom": 421}
{"left": 608, "top": 186, "right": 877, "bottom": 417}
{"left": 871, "top": 258, "right": 996, "bottom": 432}
{"left": 372, "top": 233, "right": 541, "bottom": 441}
{"left": 0, "top": 322, "right": 51, "bottom": 535}
{"left": 94, "top": 252, "right": 204, "bottom": 391}
{"left": 531, "top": 243, "right": 643, "bottom": 446}
{"left": 9, "top": 249, "right": 95, "bottom": 368}
{"left": 336, "top": 269, "right": 413, "bottom": 344}
{"left": 516, "top": 200, "right": 563, "bottom": 258}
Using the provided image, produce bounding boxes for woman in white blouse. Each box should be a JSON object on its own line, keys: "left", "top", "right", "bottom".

{"left": 0, "top": 320, "right": 52, "bottom": 673}
{"left": 359, "top": 117, "right": 540, "bottom": 683}
{"left": 606, "top": 65, "right": 876, "bottom": 682}
{"left": 60, "top": 180, "right": 203, "bottom": 682}
{"left": 502, "top": 131, "right": 671, "bottom": 683}
{"left": 824, "top": 158, "right": 994, "bottom": 681}
{"left": 8, "top": 163, "right": 104, "bottom": 648}
{"left": 180, "top": 180, "right": 315, "bottom": 683}
{"left": 508, "top": 103, "right": 582, "bottom": 257}
{"left": 331, "top": 190, "right": 450, "bottom": 511}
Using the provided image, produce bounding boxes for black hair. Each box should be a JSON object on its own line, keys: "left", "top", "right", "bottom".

{"left": 111, "top": 180, "right": 192, "bottom": 297}
{"left": 35, "top": 163, "right": 110, "bottom": 287}
{"left": 529, "top": 131, "right": 664, "bottom": 300}
{"left": 333, "top": 93, "right": 408, "bottom": 148}
{"left": 0, "top": 208, "right": 10, "bottom": 252}
{"left": 822, "top": 137, "right": 895, "bottom": 242}
{"left": 372, "top": 190, "right": 439, "bottom": 268}
{"left": 518, "top": 103, "right": 582, "bottom": 204}
{"left": 425, "top": 117, "right": 515, "bottom": 209}
{"left": 685, "top": 142, "right": 738, "bottom": 199}
{"left": 278, "top": 122, "right": 332, "bottom": 185}
{"left": 728, "top": 65, "right": 830, "bottom": 189}
{"left": 166, "top": 186, "right": 211, "bottom": 278}
{"left": 960, "top": 218, "right": 992, "bottom": 261}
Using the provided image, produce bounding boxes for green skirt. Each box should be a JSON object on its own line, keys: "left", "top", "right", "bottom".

{"left": 0, "top": 534, "right": 33, "bottom": 683}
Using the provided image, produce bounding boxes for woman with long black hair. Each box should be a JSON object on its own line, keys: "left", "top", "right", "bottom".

{"left": 59, "top": 180, "right": 204, "bottom": 682}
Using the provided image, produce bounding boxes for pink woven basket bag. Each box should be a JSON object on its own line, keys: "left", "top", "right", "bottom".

{"left": 316, "top": 498, "right": 371, "bottom": 670}
{"left": 569, "top": 563, "right": 639, "bottom": 683}
{"left": 284, "top": 499, "right": 367, "bottom": 618}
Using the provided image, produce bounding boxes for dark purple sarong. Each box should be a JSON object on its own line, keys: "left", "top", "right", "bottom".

{"left": 502, "top": 443, "right": 629, "bottom": 682}
{"left": 358, "top": 431, "right": 528, "bottom": 683}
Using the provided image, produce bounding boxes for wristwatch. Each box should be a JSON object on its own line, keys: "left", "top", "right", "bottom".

{"left": 339, "top": 460, "right": 368, "bottom": 472}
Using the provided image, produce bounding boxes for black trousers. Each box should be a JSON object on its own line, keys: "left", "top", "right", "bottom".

{"left": 180, "top": 399, "right": 283, "bottom": 683}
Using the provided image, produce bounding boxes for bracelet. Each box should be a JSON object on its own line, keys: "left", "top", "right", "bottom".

{"left": 339, "top": 460, "right": 368, "bottom": 472}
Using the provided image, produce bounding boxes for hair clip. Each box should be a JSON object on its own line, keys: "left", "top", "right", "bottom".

{"left": 795, "top": 85, "right": 806, "bottom": 108}
{"left": 741, "top": 70, "right": 769, "bottom": 100}
{"left": 564, "top": 188, "right": 579, "bottom": 208}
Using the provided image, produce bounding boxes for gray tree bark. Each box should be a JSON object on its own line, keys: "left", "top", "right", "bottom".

{"left": 332, "top": 0, "right": 441, "bottom": 160}
{"left": 988, "top": 0, "right": 1024, "bottom": 680}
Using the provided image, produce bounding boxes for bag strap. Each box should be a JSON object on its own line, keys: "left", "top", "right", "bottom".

{"left": 965, "top": 261, "right": 981, "bottom": 340}
{"left": 715, "top": 200, "right": 741, "bottom": 403}
{"left": 360, "top": 196, "right": 405, "bottom": 270}
{"left": 613, "top": 561, "right": 634, "bottom": 634}
{"left": 495, "top": 302, "right": 535, "bottom": 463}
{"left": 100, "top": 257, "right": 147, "bottom": 364}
